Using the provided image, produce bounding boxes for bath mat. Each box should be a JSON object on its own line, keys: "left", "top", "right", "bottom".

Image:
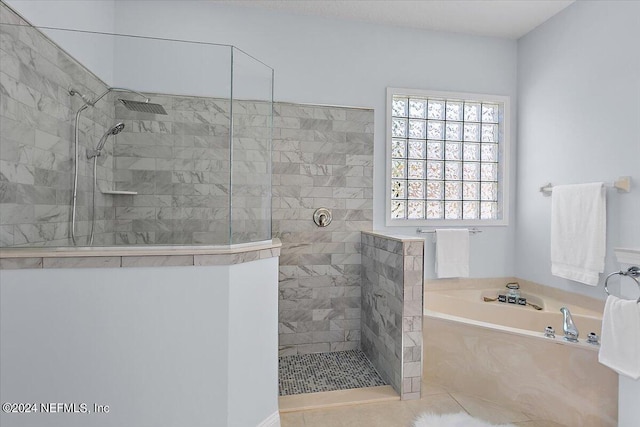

{"left": 413, "top": 412, "right": 516, "bottom": 427}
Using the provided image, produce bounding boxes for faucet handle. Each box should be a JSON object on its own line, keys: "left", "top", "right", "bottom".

{"left": 544, "top": 326, "right": 555, "bottom": 338}
{"left": 506, "top": 282, "right": 520, "bottom": 290}
{"left": 587, "top": 332, "right": 600, "bottom": 345}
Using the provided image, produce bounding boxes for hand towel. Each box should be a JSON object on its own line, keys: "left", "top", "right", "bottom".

{"left": 550, "top": 182, "right": 606, "bottom": 286}
{"left": 598, "top": 295, "right": 640, "bottom": 379}
{"left": 435, "top": 229, "right": 469, "bottom": 278}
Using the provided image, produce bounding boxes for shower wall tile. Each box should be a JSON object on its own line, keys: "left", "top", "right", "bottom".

{"left": 112, "top": 96, "right": 273, "bottom": 245}
{"left": 273, "top": 103, "right": 373, "bottom": 356}
{"left": 0, "top": 256, "right": 42, "bottom": 269}
{"left": 42, "top": 256, "right": 121, "bottom": 269}
{"left": 0, "top": 3, "right": 116, "bottom": 246}
{"left": 1, "top": 4, "right": 271, "bottom": 248}
{"left": 121, "top": 255, "right": 194, "bottom": 268}
{"left": 361, "top": 232, "right": 424, "bottom": 400}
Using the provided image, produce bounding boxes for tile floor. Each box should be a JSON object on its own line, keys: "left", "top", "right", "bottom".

{"left": 279, "top": 350, "right": 387, "bottom": 396}
{"left": 279, "top": 380, "right": 567, "bottom": 427}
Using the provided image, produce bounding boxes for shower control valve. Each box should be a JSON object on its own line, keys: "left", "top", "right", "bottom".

{"left": 313, "top": 208, "right": 332, "bottom": 227}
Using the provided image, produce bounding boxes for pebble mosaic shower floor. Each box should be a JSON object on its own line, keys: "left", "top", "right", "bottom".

{"left": 278, "top": 349, "right": 387, "bottom": 396}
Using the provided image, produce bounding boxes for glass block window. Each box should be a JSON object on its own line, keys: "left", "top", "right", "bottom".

{"left": 387, "top": 88, "right": 509, "bottom": 226}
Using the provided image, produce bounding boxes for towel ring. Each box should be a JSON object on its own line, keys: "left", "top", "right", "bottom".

{"left": 604, "top": 266, "right": 640, "bottom": 303}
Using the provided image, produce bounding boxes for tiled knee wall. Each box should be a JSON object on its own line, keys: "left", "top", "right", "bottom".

{"left": 361, "top": 232, "right": 424, "bottom": 400}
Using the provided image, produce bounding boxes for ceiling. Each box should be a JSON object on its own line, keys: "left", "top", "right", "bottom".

{"left": 219, "top": 0, "right": 575, "bottom": 39}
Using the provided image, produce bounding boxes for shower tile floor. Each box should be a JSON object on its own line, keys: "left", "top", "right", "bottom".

{"left": 278, "top": 350, "right": 387, "bottom": 396}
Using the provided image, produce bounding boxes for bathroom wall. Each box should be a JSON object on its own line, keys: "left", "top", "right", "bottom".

{"left": 108, "top": 0, "right": 519, "bottom": 278}
{"left": 0, "top": 3, "right": 116, "bottom": 246}
{"left": 361, "top": 232, "right": 424, "bottom": 400}
{"left": 0, "top": 257, "right": 280, "bottom": 427}
{"left": 274, "top": 103, "right": 373, "bottom": 355}
{"left": 517, "top": 3, "right": 640, "bottom": 424}
{"left": 516, "top": 0, "right": 640, "bottom": 300}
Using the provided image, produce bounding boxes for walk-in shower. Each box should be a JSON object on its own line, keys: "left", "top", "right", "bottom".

{"left": 0, "top": 18, "right": 273, "bottom": 248}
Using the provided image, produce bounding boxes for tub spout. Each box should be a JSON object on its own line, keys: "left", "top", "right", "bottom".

{"left": 560, "top": 307, "right": 579, "bottom": 342}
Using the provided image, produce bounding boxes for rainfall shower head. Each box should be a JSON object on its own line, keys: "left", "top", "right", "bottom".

{"left": 94, "top": 122, "right": 125, "bottom": 153}
{"left": 119, "top": 99, "right": 168, "bottom": 115}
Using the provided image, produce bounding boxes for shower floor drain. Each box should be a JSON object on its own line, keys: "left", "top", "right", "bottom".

{"left": 278, "top": 349, "right": 387, "bottom": 396}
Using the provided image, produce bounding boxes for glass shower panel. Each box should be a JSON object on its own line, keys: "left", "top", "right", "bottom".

{"left": 0, "top": 8, "right": 272, "bottom": 248}
{"left": 230, "top": 48, "right": 274, "bottom": 244}
{"left": 111, "top": 34, "right": 233, "bottom": 245}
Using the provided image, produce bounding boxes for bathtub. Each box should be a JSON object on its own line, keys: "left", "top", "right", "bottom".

{"left": 423, "top": 285, "right": 618, "bottom": 427}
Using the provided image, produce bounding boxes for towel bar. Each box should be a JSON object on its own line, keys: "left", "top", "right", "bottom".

{"left": 417, "top": 227, "right": 482, "bottom": 235}
{"left": 604, "top": 266, "right": 640, "bottom": 303}
{"left": 540, "top": 176, "right": 631, "bottom": 196}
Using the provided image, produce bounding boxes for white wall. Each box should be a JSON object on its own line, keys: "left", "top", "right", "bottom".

{"left": 5, "top": 0, "right": 116, "bottom": 84}
{"left": 227, "top": 258, "right": 279, "bottom": 427}
{"left": 0, "top": 259, "right": 280, "bottom": 427}
{"left": 516, "top": 0, "right": 640, "bottom": 300}
{"left": 113, "top": 1, "right": 519, "bottom": 278}
{"left": 0, "top": 265, "right": 228, "bottom": 427}
{"left": 517, "top": 3, "right": 640, "bottom": 424}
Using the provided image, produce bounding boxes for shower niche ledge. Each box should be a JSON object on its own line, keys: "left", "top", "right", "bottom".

{"left": 101, "top": 189, "right": 138, "bottom": 195}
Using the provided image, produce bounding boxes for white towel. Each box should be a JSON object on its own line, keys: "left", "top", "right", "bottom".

{"left": 550, "top": 182, "right": 606, "bottom": 286}
{"left": 598, "top": 295, "right": 640, "bottom": 379}
{"left": 435, "top": 229, "right": 469, "bottom": 278}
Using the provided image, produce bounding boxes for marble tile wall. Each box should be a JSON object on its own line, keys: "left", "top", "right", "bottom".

{"left": 231, "top": 100, "right": 272, "bottom": 244}
{"left": 111, "top": 96, "right": 274, "bottom": 245}
{"left": 361, "top": 232, "right": 424, "bottom": 400}
{"left": 110, "top": 95, "right": 232, "bottom": 245}
{"left": 0, "top": 3, "right": 116, "bottom": 246}
{"left": 111, "top": 97, "right": 271, "bottom": 245}
{"left": 274, "top": 103, "right": 374, "bottom": 355}
{"left": 0, "top": 3, "right": 272, "bottom": 247}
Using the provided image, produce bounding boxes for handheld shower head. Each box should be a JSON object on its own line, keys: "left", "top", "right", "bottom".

{"left": 110, "top": 122, "right": 126, "bottom": 135}
{"left": 88, "top": 122, "right": 125, "bottom": 159}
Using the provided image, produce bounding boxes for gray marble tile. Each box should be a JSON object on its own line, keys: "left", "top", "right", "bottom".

{"left": 0, "top": 256, "right": 42, "bottom": 269}
{"left": 42, "top": 256, "right": 121, "bottom": 269}
{"left": 115, "top": 232, "right": 155, "bottom": 245}
{"left": 361, "top": 233, "right": 424, "bottom": 399}
{"left": 121, "top": 255, "right": 194, "bottom": 267}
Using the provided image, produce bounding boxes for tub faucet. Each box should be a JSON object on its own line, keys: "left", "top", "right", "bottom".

{"left": 560, "top": 307, "right": 579, "bottom": 342}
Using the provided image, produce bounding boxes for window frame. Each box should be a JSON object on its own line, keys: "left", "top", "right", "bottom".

{"left": 385, "top": 87, "right": 510, "bottom": 227}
